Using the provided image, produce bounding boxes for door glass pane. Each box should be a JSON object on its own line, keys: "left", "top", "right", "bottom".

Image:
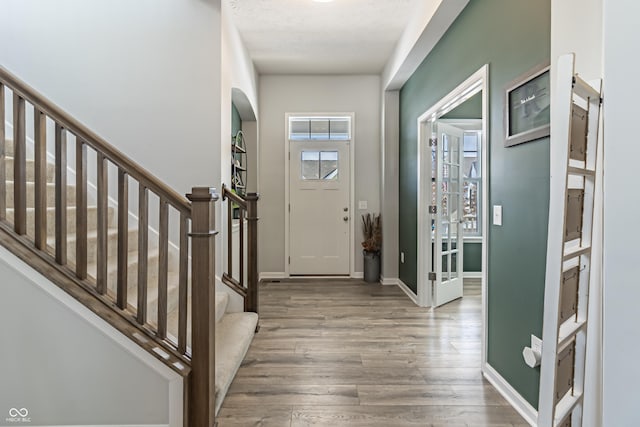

{"left": 451, "top": 252, "right": 458, "bottom": 279}
{"left": 320, "top": 151, "right": 338, "bottom": 180}
{"left": 464, "top": 180, "right": 479, "bottom": 233}
{"left": 450, "top": 135, "right": 460, "bottom": 166}
{"left": 464, "top": 132, "right": 480, "bottom": 178}
{"left": 448, "top": 179, "right": 458, "bottom": 194}
{"left": 301, "top": 151, "right": 320, "bottom": 180}
{"left": 443, "top": 134, "right": 450, "bottom": 163}
{"left": 441, "top": 186, "right": 448, "bottom": 216}
{"left": 442, "top": 254, "right": 449, "bottom": 278}
{"left": 450, "top": 165, "right": 460, "bottom": 183}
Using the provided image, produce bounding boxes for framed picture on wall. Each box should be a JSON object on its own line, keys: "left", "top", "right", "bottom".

{"left": 505, "top": 62, "right": 551, "bottom": 147}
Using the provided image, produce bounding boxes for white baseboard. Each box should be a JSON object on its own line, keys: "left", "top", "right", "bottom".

{"left": 380, "top": 276, "right": 398, "bottom": 286}
{"left": 482, "top": 363, "right": 537, "bottom": 426}
{"left": 463, "top": 271, "right": 482, "bottom": 279}
{"left": 380, "top": 277, "right": 418, "bottom": 304}
{"left": 259, "top": 272, "right": 287, "bottom": 281}
{"left": 351, "top": 271, "right": 364, "bottom": 279}
{"left": 397, "top": 279, "right": 418, "bottom": 304}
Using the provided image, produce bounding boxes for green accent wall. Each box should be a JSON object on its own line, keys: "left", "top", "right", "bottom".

{"left": 398, "top": 0, "right": 550, "bottom": 408}
{"left": 463, "top": 242, "right": 482, "bottom": 272}
{"left": 232, "top": 102, "right": 242, "bottom": 136}
{"left": 441, "top": 91, "right": 482, "bottom": 120}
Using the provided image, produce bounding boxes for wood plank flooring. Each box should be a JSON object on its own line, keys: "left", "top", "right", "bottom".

{"left": 218, "top": 280, "right": 527, "bottom": 426}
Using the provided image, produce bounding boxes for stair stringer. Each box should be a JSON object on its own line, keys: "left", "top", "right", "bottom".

{"left": 0, "top": 244, "right": 184, "bottom": 427}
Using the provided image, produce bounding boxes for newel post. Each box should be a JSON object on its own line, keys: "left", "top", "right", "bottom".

{"left": 245, "top": 192, "right": 260, "bottom": 318}
{"left": 186, "top": 187, "right": 218, "bottom": 427}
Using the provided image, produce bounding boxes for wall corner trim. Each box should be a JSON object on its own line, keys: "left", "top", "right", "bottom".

{"left": 482, "top": 363, "right": 537, "bottom": 426}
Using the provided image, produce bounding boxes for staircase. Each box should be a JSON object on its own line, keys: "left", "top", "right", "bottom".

{"left": 0, "top": 67, "right": 260, "bottom": 425}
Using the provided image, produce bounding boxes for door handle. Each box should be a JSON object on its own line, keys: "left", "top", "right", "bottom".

{"left": 343, "top": 216, "right": 349, "bottom": 222}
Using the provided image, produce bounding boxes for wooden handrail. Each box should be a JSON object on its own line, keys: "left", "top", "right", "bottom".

{"left": 0, "top": 66, "right": 190, "bottom": 215}
{"left": 221, "top": 184, "right": 247, "bottom": 210}
{"left": 221, "top": 273, "right": 248, "bottom": 297}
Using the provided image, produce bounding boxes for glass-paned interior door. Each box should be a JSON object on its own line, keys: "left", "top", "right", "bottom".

{"left": 432, "top": 122, "right": 464, "bottom": 306}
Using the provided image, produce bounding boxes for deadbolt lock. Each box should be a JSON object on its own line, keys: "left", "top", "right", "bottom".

{"left": 343, "top": 207, "right": 348, "bottom": 212}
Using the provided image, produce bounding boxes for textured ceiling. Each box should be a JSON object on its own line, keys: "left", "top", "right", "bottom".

{"left": 228, "top": 0, "right": 423, "bottom": 74}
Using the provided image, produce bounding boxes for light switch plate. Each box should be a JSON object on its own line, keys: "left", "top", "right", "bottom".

{"left": 493, "top": 205, "right": 503, "bottom": 226}
{"left": 358, "top": 201, "right": 368, "bottom": 210}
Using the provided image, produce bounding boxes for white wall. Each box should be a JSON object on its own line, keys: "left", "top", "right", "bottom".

{"left": 602, "top": 0, "right": 640, "bottom": 424}
{"left": 0, "top": 0, "right": 223, "bottom": 197}
{"left": 258, "top": 75, "right": 381, "bottom": 276}
{"left": 550, "top": 1, "right": 603, "bottom": 425}
{"left": 0, "top": 246, "right": 182, "bottom": 426}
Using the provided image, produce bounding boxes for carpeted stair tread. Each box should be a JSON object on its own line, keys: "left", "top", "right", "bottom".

{"left": 166, "top": 292, "right": 231, "bottom": 346}
{"left": 45, "top": 227, "right": 139, "bottom": 264}
{"left": 86, "top": 248, "right": 160, "bottom": 291}
{"left": 4, "top": 156, "right": 56, "bottom": 183}
{"left": 128, "top": 271, "right": 181, "bottom": 325}
{"left": 6, "top": 180, "right": 76, "bottom": 209}
{"left": 6, "top": 205, "right": 116, "bottom": 237}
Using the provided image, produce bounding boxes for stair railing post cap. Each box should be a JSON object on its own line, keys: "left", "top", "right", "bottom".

{"left": 186, "top": 187, "right": 219, "bottom": 202}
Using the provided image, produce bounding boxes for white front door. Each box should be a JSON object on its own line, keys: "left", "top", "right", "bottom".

{"left": 432, "top": 122, "right": 464, "bottom": 306}
{"left": 289, "top": 140, "right": 350, "bottom": 275}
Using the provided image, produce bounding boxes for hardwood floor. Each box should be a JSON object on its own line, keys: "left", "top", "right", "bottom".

{"left": 218, "top": 279, "right": 527, "bottom": 426}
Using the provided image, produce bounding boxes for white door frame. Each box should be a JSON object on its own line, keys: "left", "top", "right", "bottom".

{"left": 284, "top": 112, "right": 356, "bottom": 277}
{"left": 416, "top": 65, "right": 489, "bottom": 366}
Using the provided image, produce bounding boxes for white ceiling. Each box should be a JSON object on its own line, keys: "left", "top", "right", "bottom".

{"left": 228, "top": 0, "right": 425, "bottom": 75}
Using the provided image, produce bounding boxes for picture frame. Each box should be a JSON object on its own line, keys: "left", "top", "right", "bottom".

{"left": 505, "top": 62, "right": 550, "bottom": 147}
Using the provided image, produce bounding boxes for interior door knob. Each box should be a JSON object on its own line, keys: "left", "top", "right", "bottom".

{"left": 343, "top": 216, "right": 349, "bottom": 222}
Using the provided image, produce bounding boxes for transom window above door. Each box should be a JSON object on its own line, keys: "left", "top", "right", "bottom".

{"left": 289, "top": 116, "right": 351, "bottom": 140}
